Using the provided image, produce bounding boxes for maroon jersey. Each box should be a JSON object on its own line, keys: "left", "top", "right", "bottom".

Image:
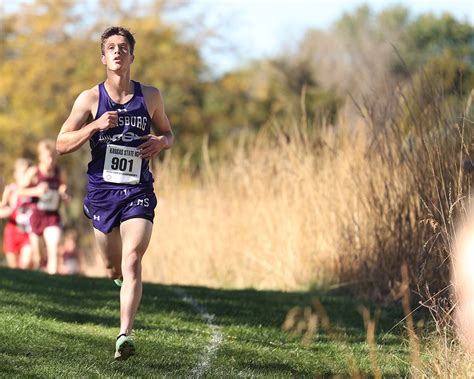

{"left": 34, "top": 166, "right": 61, "bottom": 212}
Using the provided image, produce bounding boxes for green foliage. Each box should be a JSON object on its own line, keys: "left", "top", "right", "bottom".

{"left": 336, "top": 4, "right": 410, "bottom": 41}
{"left": 377, "top": 6, "right": 410, "bottom": 32}
{"left": 404, "top": 13, "right": 474, "bottom": 68}
{"left": 393, "top": 13, "right": 474, "bottom": 80}
{"left": 335, "top": 4, "right": 373, "bottom": 37}
{"left": 332, "top": 5, "right": 474, "bottom": 96}
{"left": 422, "top": 52, "right": 474, "bottom": 95}
{"left": 306, "top": 88, "right": 343, "bottom": 125}
{"left": 0, "top": 1, "right": 102, "bottom": 179}
{"left": 394, "top": 17, "right": 474, "bottom": 137}
{"left": 259, "top": 57, "right": 344, "bottom": 127}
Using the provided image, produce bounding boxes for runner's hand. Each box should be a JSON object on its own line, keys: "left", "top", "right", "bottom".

{"left": 36, "top": 182, "right": 49, "bottom": 196}
{"left": 138, "top": 135, "right": 168, "bottom": 160}
{"left": 59, "top": 185, "right": 71, "bottom": 203}
{"left": 96, "top": 111, "right": 118, "bottom": 131}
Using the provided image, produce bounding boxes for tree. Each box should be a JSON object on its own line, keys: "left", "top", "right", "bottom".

{"left": 396, "top": 13, "right": 474, "bottom": 76}
{"left": 0, "top": 0, "right": 209, "bottom": 173}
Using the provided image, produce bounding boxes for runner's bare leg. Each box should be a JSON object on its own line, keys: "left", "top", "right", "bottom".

{"left": 94, "top": 227, "right": 123, "bottom": 279}
{"left": 19, "top": 244, "right": 33, "bottom": 269}
{"left": 44, "top": 225, "right": 62, "bottom": 274}
{"left": 118, "top": 218, "right": 152, "bottom": 335}
{"left": 4, "top": 252, "right": 18, "bottom": 269}
{"left": 29, "top": 233, "right": 45, "bottom": 270}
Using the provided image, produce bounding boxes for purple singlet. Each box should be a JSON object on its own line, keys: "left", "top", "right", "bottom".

{"left": 83, "top": 81, "right": 157, "bottom": 233}
{"left": 87, "top": 81, "right": 154, "bottom": 189}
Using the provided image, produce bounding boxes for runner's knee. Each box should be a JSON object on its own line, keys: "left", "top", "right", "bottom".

{"left": 121, "top": 251, "right": 141, "bottom": 277}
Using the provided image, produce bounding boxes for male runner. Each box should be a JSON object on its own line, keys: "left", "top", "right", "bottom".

{"left": 56, "top": 26, "right": 174, "bottom": 360}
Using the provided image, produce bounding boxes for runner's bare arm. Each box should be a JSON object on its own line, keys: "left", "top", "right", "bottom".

{"left": 0, "top": 184, "right": 12, "bottom": 207}
{"left": 0, "top": 185, "right": 13, "bottom": 218}
{"left": 59, "top": 168, "right": 67, "bottom": 192}
{"left": 138, "top": 86, "right": 174, "bottom": 160}
{"left": 0, "top": 205, "right": 12, "bottom": 219}
{"left": 58, "top": 168, "right": 70, "bottom": 202}
{"left": 57, "top": 89, "right": 118, "bottom": 155}
{"left": 17, "top": 167, "right": 48, "bottom": 198}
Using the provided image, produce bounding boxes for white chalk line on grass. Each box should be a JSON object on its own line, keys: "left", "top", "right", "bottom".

{"left": 172, "top": 287, "right": 223, "bottom": 378}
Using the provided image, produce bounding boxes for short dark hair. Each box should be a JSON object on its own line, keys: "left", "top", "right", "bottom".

{"left": 101, "top": 26, "right": 135, "bottom": 55}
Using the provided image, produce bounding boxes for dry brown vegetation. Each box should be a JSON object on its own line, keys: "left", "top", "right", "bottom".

{"left": 143, "top": 117, "right": 383, "bottom": 290}
{"left": 137, "top": 85, "right": 472, "bottom": 300}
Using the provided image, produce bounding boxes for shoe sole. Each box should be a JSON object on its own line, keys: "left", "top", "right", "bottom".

{"left": 114, "top": 341, "right": 135, "bottom": 361}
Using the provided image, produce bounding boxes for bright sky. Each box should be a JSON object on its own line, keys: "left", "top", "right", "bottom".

{"left": 170, "top": 0, "right": 473, "bottom": 73}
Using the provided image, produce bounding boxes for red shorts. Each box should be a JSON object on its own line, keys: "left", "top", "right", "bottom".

{"left": 30, "top": 210, "right": 61, "bottom": 235}
{"left": 3, "top": 222, "right": 30, "bottom": 255}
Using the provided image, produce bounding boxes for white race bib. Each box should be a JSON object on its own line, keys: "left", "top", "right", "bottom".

{"left": 103, "top": 144, "right": 141, "bottom": 185}
{"left": 37, "top": 189, "right": 60, "bottom": 211}
{"left": 16, "top": 207, "right": 32, "bottom": 232}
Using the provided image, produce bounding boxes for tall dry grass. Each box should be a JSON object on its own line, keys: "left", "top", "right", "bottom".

{"left": 419, "top": 329, "right": 474, "bottom": 377}
{"left": 142, "top": 83, "right": 472, "bottom": 299}
{"left": 143, "top": 119, "right": 405, "bottom": 290}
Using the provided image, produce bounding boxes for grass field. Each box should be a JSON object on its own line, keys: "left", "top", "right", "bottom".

{"left": 0, "top": 267, "right": 415, "bottom": 377}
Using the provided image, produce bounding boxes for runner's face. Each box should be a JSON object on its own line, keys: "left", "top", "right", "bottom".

{"left": 14, "top": 164, "right": 28, "bottom": 183}
{"left": 39, "top": 149, "right": 56, "bottom": 169}
{"left": 101, "top": 35, "right": 133, "bottom": 71}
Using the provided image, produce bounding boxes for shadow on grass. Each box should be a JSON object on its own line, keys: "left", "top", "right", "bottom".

{"left": 0, "top": 267, "right": 405, "bottom": 340}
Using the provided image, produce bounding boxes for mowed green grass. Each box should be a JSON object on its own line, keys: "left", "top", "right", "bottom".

{"left": 0, "top": 267, "right": 411, "bottom": 377}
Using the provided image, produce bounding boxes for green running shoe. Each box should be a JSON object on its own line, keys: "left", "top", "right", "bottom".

{"left": 114, "top": 334, "right": 135, "bottom": 361}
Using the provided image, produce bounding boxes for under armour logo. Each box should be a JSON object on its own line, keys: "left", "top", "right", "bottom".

{"left": 93, "top": 215, "right": 100, "bottom": 221}
{"left": 117, "top": 108, "right": 127, "bottom": 113}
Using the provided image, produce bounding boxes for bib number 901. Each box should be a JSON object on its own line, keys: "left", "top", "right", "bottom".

{"left": 111, "top": 157, "right": 134, "bottom": 172}
{"left": 103, "top": 144, "right": 141, "bottom": 184}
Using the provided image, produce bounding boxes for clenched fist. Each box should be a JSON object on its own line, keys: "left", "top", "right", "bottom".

{"left": 96, "top": 111, "right": 118, "bottom": 131}
{"left": 138, "top": 135, "right": 169, "bottom": 160}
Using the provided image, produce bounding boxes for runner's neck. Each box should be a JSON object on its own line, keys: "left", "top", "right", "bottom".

{"left": 104, "top": 73, "right": 133, "bottom": 103}
{"left": 38, "top": 163, "right": 55, "bottom": 177}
